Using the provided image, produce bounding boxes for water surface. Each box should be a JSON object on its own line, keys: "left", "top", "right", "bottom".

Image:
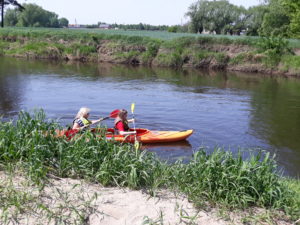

{"left": 1, "top": 57, "right": 299, "bottom": 177}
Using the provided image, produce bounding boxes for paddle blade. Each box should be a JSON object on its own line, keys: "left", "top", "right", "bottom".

{"left": 110, "top": 109, "right": 120, "bottom": 118}
{"left": 134, "top": 140, "right": 140, "bottom": 150}
{"left": 131, "top": 103, "right": 135, "bottom": 114}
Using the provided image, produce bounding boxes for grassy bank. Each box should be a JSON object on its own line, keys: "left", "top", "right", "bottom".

{"left": 0, "top": 27, "right": 300, "bottom": 76}
{"left": 0, "top": 110, "right": 299, "bottom": 223}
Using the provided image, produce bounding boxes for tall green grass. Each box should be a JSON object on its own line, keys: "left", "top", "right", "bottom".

{"left": 0, "top": 110, "right": 299, "bottom": 220}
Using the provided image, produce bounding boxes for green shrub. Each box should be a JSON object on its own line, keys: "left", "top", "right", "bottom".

{"left": 156, "top": 52, "right": 183, "bottom": 67}
{"left": 66, "top": 43, "right": 97, "bottom": 56}
{"left": 281, "top": 55, "right": 300, "bottom": 71}
{"left": 258, "top": 37, "right": 291, "bottom": 55}
{"left": 168, "top": 26, "right": 178, "bottom": 33}
{"left": 169, "top": 149, "right": 299, "bottom": 218}
{"left": 213, "top": 52, "right": 228, "bottom": 64}
{"left": 229, "top": 52, "right": 258, "bottom": 65}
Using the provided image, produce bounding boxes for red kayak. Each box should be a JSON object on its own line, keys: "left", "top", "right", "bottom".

{"left": 56, "top": 128, "right": 193, "bottom": 144}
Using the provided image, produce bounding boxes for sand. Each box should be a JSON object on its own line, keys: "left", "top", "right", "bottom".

{"left": 0, "top": 171, "right": 293, "bottom": 225}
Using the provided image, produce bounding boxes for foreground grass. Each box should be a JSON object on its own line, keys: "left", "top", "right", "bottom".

{"left": 0, "top": 110, "right": 299, "bottom": 223}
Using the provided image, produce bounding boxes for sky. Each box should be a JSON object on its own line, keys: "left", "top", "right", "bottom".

{"left": 16, "top": 0, "right": 261, "bottom": 26}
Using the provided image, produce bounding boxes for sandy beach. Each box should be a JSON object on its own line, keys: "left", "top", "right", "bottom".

{"left": 0, "top": 171, "right": 293, "bottom": 225}
{"left": 0, "top": 171, "right": 231, "bottom": 225}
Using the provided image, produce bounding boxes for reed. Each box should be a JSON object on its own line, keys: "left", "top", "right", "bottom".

{"left": 0, "top": 110, "right": 299, "bottom": 221}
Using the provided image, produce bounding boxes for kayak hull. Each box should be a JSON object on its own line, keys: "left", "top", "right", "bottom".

{"left": 58, "top": 128, "right": 193, "bottom": 144}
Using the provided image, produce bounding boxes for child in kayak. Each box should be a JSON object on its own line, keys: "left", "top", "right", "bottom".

{"left": 72, "top": 107, "right": 103, "bottom": 130}
{"left": 114, "top": 109, "right": 136, "bottom": 135}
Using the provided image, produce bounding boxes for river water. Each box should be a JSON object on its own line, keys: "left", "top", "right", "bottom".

{"left": 0, "top": 56, "right": 299, "bottom": 177}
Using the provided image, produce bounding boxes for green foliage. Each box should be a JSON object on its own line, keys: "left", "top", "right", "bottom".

{"left": 168, "top": 26, "right": 178, "bottom": 33}
{"left": 259, "top": 0, "right": 290, "bottom": 37}
{"left": 140, "top": 41, "right": 160, "bottom": 64}
{"left": 146, "top": 41, "right": 160, "bottom": 57}
{"left": 214, "top": 52, "right": 228, "bottom": 64}
{"left": 162, "top": 37, "right": 196, "bottom": 51}
{"left": 245, "top": 5, "right": 268, "bottom": 36}
{"left": 194, "top": 50, "right": 211, "bottom": 61}
{"left": 0, "top": 110, "right": 299, "bottom": 221}
{"left": 115, "top": 50, "right": 140, "bottom": 63}
{"left": 256, "top": 36, "right": 295, "bottom": 68}
{"left": 4, "top": 3, "right": 67, "bottom": 28}
{"left": 0, "top": 41, "right": 7, "bottom": 55}
{"left": 258, "top": 37, "right": 291, "bottom": 55}
{"left": 12, "top": 41, "right": 51, "bottom": 56}
{"left": 229, "top": 52, "right": 259, "bottom": 65}
{"left": 186, "top": 0, "right": 247, "bottom": 35}
{"left": 169, "top": 149, "right": 299, "bottom": 218}
{"left": 58, "top": 18, "right": 69, "bottom": 28}
{"left": 156, "top": 52, "right": 183, "bottom": 68}
{"left": 281, "top": 0, "right": 300, "bottom": 38}
{"left": 15, "top": 4, "right": 59, "bottom": 28}
{"left": 110, "top": 23, "right": 169, "bottom": 31}
{"left": 185, "top": 0, "right": 300, "bottom": 39}
{"left": 1, "top": 27, "right": 300, "bottom": 71}
{"left": 281, "top": 55, "right": 300, "bottom": 72}
{"left": 66, "top": 43, "right": 97, "bottom": 56}
{"left": 4, "top": 8, "right": 20, "bottom": 27}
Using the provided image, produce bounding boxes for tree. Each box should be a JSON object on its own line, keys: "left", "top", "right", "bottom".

{"left": 4, "top": 7, "right": 18, "bottom": 26}
{"left": 58, "top": 17, "right": 68, "bottom": 28}
{"left": 245, "top": 5, "right": 268, "bottom": 36}
{"left": 281, "top": 0, "right": 300, "bottom": 38}
{"left": 186, "top": 0, "right": 246, "bottom": 34}
{"left": 168, "top": 26, "right": 178, "bottom": 33}
{"left": 15, "top": 3, "right": 59, "bottom": 27}
{"left": 259, "top": 0, "right": 290, "bottom": 37}
{"left": 1, "top": 0, "right": 24, "bottom": 27}
{"left": 223, "top": 5, "right": 248, "bottom": 35}
{"left": 185, "top": 0, "right": 209, "bottom": 33}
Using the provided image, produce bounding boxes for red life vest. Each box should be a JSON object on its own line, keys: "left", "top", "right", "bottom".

{"left": 114, "top": 118, "right": 130, "bottom": 133}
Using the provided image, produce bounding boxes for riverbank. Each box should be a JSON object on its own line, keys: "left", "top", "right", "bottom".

{"left": 0, "top": 111, "right": 299, "bottom": 224}
{"left": 0, "top": 28, "right": 300, "bottom": 76}
{"left": 0, "top": 171, "right": 296, "bottom": 225}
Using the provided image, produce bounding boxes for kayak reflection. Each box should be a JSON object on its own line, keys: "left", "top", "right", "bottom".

{"left": 141, "top": 140, "right": 192, "bottom": 150}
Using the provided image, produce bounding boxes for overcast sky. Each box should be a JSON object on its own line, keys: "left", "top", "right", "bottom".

{"left": 17, "top": 0, "right": 261, "bottom": 25}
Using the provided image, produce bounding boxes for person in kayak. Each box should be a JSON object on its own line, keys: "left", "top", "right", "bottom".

{"left": 72, "top": 107, "right": 103, "bottom": 130}
{"left": 114, "top": 109, "right": 136, "bottom": 135}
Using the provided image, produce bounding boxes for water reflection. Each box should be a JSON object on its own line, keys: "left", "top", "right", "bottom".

{"left": 0, "top": 57, "right": 300, "bottom": 177}
{"left": 143, "top": 140, "right": 193, "bottom": 163}
{"left": 0, "top": 57, "right": 25, "bottom": 116}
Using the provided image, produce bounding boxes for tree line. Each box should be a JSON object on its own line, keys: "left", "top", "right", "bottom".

{"left": 3, "top": 3, "right": 68, "bottom": 28}
{"left": 1, "top": 0, "right": 300, "bottom": 39}
{"left": 186, "top": 0, "right": 300, "bottom": 38}
{"left": 86, "top": 22, "right": 169, "bottom": 31}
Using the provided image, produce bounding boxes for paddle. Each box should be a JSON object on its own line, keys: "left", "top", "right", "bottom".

{"left": 105, "top": 109, "right": 120, "bottom": 119}
{"left": 131, "top": 103, "right": 140, "bottom": 150}
{"left": 66, "top": 109, "right": 120, "bottom": 139}
{"left": 76, "top": 109, "right": 120, "bottom": 131}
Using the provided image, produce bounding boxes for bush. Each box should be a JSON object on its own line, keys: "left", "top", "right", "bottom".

{"left": 168, "top": 26, "right": 178, "bottom": 33}
{"left": 258, "top": 37, "right": 291, "bottom": 55}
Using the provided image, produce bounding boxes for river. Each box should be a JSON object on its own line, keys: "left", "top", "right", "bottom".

{"left": 0, "top": 56, "right": 299, "bottom": 178}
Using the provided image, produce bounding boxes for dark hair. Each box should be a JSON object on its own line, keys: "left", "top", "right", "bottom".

{"left": 118, "top": 109, "right": 128, "bottom": 120}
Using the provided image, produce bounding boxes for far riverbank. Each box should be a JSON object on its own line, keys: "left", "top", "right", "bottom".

{"left": 0, "top": 28, "right": 300, "bottom": 77}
